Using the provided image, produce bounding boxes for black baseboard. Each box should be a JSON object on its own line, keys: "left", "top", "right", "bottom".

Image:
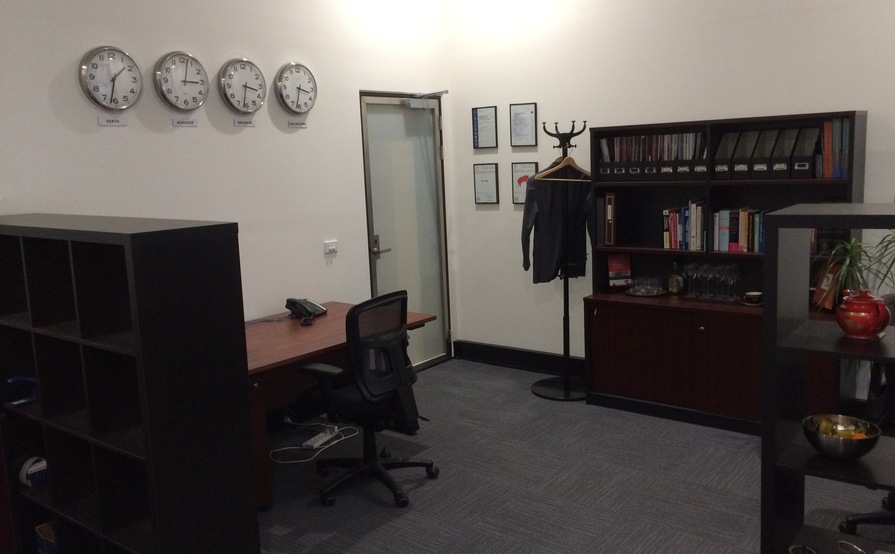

{"left": 452, "top": 340, "right": 586, "bottom": 378}
{"left": 586, "top": 392, "right": 760, "bottom": 436}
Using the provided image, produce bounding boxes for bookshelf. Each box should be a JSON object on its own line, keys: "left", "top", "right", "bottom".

{"left": 0, "top": 214, "right": 259, "bottom": 553}
{"left": 762, "top": 203, "right": 895, "bottom": 552}
{"left": 585, "top": 111, "right": 866, "bottom": 429}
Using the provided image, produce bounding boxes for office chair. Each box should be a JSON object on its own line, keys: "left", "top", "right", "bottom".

{"left": 839, "top": 293, "right": 895, "bottom": 535}
{"left": 302, "top": 290, "right": 439, "bottom": 507}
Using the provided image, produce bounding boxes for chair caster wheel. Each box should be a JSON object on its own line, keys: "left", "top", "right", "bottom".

{"left": 322, "top": 495, "right": 336, "bottom": 507}
{"left": 394, "top": 493, "right": 409, "bottom": 507}
{"left": 839, "top": 520, "right": 856, "bottom": 534}
{"left": 379, "top": 447, "right": 391, "bottom": 458}
{"left": 427, "top": 466, "right": 440, "bottom": 479}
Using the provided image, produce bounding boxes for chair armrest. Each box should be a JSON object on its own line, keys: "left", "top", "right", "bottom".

{"left": 300, "top": 363, "right": 347, "bottom": 379}
{"left": 299, "top": 363, "right": 347, "bottom": 421}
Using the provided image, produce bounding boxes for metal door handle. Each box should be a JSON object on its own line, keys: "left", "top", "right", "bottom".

{"left": 371, "top": 234, "right": 392, "bottom": 255}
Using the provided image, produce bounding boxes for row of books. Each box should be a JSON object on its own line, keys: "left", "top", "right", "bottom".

{"left": 595, "top": 118, "right": 849, "bottom": 182}
{"left": 661, "top": 204, "right": 766, "bottom": 253}
{"left": 598, "top": 133, "right": 707, "bottom": 164}
{"left": 597, "top": 133, "right": 707, "bottom": 181}
{"left": 712, "top": 117, "right": 849, "bottom": 180}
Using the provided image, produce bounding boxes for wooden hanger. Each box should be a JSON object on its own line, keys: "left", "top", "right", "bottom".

{"left": 534, "top": 156, "right": 591, "bottom": 182}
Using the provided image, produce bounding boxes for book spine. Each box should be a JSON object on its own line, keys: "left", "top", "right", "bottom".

{"left": 605, "top": 193, "right": 616, "bottom": 246}
{"left": 663, "top": 208, "right": 670, "bottom": 249}
{"left": 728, "top": 210, "right": 740, "bottom": 252}
{"left": 718, "top": 209, "right": 730, "bottom": 252}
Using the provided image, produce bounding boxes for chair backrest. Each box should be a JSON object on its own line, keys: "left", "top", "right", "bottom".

{"left": 345, "top": 290, "right": 416, "bottom": 403}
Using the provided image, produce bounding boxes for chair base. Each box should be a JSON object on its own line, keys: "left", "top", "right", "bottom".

{"left": 315, "top": 424, "right": 438, "bottom": 507}
{"left": 839, "top": 490, "right": 895, "bottom": 534}
{"left": 317, "top": 456, "right": 438, "bottom": 507}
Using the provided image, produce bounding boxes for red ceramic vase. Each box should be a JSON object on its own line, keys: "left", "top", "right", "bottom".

{"left": 836, "top": 289, "right": 891, "bottom": 341}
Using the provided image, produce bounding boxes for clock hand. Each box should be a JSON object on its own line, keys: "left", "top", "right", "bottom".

{"left": 244, "top": 85, "right": 258, "bottom": 92}
{"left": 109, "top": 66, "right": 125, "bottom": 102}
{"left": 241, "top": 83, "right": 248, "bottom": 107}
{"left": 182, "top": 60, "right": 189, "bottom": 85}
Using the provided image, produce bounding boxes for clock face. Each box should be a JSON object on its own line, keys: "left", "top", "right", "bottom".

{"left": 79, "top": 46, "right": 143, "bottom": 110}
{"left": 218, "top": 59, "right": 266, "bottom": 115}
{"left": 154, "top": 51, "right": 209, "bottom": 111}
{"left": 275, "top": 63, "right": 317, "bottom": 114}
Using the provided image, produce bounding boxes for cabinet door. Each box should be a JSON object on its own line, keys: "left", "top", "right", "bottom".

{"left": 694, "top": 311, "right": 763, "bottom": 421}
{"left": 590, "top": 301, "right": 697, "bottom": 408}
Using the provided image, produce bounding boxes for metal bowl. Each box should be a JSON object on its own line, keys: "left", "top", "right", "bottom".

{"left": 802, "top": 414, "right": 881, "bottom": 460}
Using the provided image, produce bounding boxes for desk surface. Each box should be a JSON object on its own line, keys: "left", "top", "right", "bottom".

{"left": 245, "top": 301, "right": 436, "bottom": 375}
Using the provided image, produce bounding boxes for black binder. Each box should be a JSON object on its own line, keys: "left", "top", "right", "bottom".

{"left": 750, "top": 129, "right": 779, "bottom": 180}
{"left": 769, "top": 128, "right": 799, "bottom": 179}
{"left": 731, "top": 130, "right": 760, "bottom": 179}
{"left": 712, "top": 132, "right": 739, "bottom": 179}
{"left": 791, "top": 127, "right": 821, "bottom": 179}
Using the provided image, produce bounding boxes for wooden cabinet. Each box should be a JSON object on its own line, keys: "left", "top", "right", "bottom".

{"left": 762, "top": 204, "right": 895, "bottom": 552}
{"left": 586, "top": 112, "right": 865, "bottom": 428}
{"left": 0, "top": 214, "right": 259, "bottom": 553}
{"left": 586, "top": 295, "right": 763, "bottom": 425}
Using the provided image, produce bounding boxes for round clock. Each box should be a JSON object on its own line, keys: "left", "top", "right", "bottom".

{"left": 79, "top": 46, "right": 143, "bottom": 110}
{"left": 275, "top": 62, "right": 317, "bottom": 114}
{"left": 218, "top": 58, "right": 266, "bottom": 115}
{"left": 154, "top": 51, "right": 209, "bottom": 111}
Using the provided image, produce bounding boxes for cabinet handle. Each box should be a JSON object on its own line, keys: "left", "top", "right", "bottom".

{"left": 697, "top": 326, "right": 705, "bottom": 332}
{"left": 253, "top": 382, "right": 260, "bottom": 389}
{"left": 593, "top": 308, "right": 598, "bottom": 318}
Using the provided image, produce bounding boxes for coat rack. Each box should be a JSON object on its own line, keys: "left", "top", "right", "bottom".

{"left": 530, "top": 121, "right": 589, "bottom": 401}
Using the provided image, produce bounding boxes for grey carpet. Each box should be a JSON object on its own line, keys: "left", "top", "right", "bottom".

{"left": 259, "top": 359, "right": 895, "bottom": 553}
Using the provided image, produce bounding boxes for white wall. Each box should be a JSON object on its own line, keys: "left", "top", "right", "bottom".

{"left": 2, "top": 1, "right": 895, "bottom": 357}
{"left": 0, "top": 0, "right": 449, "bottom": 320}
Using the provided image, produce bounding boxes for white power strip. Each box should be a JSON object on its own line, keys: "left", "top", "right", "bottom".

{"left": 302, "top": 430, "right": 336, "bottom": 449}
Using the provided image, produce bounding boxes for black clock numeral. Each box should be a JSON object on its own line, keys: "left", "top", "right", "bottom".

{"left": 91, "top": 62, "right": 98, "bottom": 70}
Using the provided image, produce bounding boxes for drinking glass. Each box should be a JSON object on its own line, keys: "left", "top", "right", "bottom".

{"left": 683, "top": 263, "right": 698, "bottom": 297}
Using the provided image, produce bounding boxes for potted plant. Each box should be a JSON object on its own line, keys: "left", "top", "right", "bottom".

{"left": 813, "top": 234, "right": 895, "bottom": 311}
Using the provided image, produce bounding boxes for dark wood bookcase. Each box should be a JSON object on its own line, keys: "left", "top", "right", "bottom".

{"left": 0, "top": 214, "right": 259, "bottom": 553}
{"left": 763, "top": 203, "right": 895, "bottom": 552}
{"left": 586, "top": 111, "right": 866, "bottom": 429}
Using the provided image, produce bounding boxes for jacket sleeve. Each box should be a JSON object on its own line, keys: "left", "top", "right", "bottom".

{"left": 521, "top": 179, "right": 538, "bottom": 271}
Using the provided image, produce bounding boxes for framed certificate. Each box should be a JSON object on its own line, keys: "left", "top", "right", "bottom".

{"left": 472, "top": 106, "right": 498, "bottom": 149}
{"left": 511, "top": 162, "right": 538, "bottom": 204}
{"left": 473, "top": 163, "right": 499, "bottom": 204}
{"left": 509, "top": 103, "right": 537, "bottom": 147}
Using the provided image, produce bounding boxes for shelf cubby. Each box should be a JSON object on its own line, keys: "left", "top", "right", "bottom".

{"left": 0, "top": 235, "right": 27, "bottom": 322}
{"left": 71, "top": 241, "right": 134, "bottom": 350}
{"left": 22, "top": 238, "right": 77, "bottom": 335}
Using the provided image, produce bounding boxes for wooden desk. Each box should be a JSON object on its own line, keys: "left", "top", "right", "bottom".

{"left": 245, "top": 301, "right": 435, "bottom": 509}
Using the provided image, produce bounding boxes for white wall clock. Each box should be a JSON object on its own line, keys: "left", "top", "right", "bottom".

{"left": 79, "top": 46, "right": 142, "bottom": 110}
{"left": 154, "top": 51, "right": 209, "bottom": 111}
{"left": 218, "top": 58, "right": 266, "bottom": 115}
{"left": 275, "top": 62, "right": 317, "bottom": 114}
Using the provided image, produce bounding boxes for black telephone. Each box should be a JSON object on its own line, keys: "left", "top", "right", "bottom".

{"left": 285, "top": 298, "right": 327, "bottom": 322}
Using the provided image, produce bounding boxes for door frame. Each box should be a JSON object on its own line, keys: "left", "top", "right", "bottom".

{"left": 359, "top": 91, "right": 452, "bottom": 367}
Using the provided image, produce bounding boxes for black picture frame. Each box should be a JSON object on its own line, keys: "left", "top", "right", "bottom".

{"left": 472, "top": 106, "right": 498, "bottom": 149}
{"left": 473, "top": 163, "right": 499, "bottom": 204}
{"left": 511, "top": 162, "right": 538, "bottom": 204}
{"left": 509, "top": 103, "right": 538, "bottom": 147}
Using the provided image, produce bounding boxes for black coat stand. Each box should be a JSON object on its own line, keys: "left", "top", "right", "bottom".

{"left": 530, "top": 121, "right": 588, "bottom": 402}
